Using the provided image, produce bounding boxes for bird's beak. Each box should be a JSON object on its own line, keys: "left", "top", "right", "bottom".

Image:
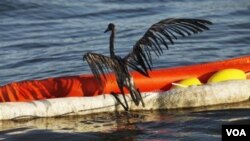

{"left": 104, "top": 28, "right": 109, "bottom": 33}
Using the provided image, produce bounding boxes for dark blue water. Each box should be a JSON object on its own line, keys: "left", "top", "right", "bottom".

{"left": 0, "top": 0, "right": 250, "bottom": 140}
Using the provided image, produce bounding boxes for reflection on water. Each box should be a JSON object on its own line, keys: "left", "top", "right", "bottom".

{"left": 1, "top": 101, "right": 250, "bottom": 140}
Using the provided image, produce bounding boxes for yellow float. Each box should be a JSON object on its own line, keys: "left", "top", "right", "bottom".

{"left": 171, "top": 68, "right": 247, "bottom": 89}
{"left": 171, "top": 77, "right": 202, "bottom": 89}
{"left": 208, "top": 68, "right": 246, "bottom": 83}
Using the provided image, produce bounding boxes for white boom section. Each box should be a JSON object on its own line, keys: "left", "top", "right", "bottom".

{"left": 1, "top": 80, "right": 250, "bottom": 120}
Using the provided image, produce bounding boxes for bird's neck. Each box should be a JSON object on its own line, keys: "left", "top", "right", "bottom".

{"left": 110, "top": 29, "right": 115, "bottom": 57}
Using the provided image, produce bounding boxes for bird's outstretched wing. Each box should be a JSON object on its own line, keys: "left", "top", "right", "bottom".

{"left": 124, "top": 18, "right": 212, "bottom": 75}
{"left": 83, "top": 52, "right": 116, "bottom": 85}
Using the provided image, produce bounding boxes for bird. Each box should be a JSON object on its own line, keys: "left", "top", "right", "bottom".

{"left": 83, "top": 18, "right": 212, "bottom": 111}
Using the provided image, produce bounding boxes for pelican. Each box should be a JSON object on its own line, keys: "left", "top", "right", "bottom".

{"left": 83, "top": 18, "right": 212, "bottom": 111}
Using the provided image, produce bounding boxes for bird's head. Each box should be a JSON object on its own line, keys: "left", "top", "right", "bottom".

{"left": 104, "top": 23, "right": 115, "bottom": 33}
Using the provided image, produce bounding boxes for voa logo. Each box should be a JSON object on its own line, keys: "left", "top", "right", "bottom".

{"left": 226, "top": 129, "right": 246, "bottom": 136}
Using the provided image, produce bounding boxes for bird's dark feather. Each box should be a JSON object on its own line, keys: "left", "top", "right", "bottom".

{"left": 83, "top": 18, "right": 212, "bottom": 83}
{"left": 83, "top": 52, "right": 150, "bottom": 86}
{"left": 83, "top": 53, "right": 116, "bottom": 85}
{"left": 124, "top": 18, "right": 212, "bottom": 75}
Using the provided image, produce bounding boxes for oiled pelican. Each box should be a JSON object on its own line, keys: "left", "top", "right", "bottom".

{"left": 83, "top": 18, "right": 212, "bottom": 111}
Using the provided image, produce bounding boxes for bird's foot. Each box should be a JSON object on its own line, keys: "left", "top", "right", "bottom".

{"left": 111, "top": 92, "right": 129, "bottom": 111}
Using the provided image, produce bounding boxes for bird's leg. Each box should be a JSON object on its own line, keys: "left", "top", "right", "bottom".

{"left": 119, "top": 86, "right": 129, "bottom": 111}
{"left": 137, "top": 88, "right": 145, "bottom": 107}
{"left": 125, "top": 77, "right": 140, "bottom": 106}
{"left": 111, "top": 86, "right": 129, "bottom": 111}
{"left": 111, "top": 92, "right": 128, "bottom": 111}
{"left": 128, "top": 87, "right": 139, "bottom": 106}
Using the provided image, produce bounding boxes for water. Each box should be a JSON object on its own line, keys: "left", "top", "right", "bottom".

{"left": 0, "top": 0, "right": 250, "bottom": 140}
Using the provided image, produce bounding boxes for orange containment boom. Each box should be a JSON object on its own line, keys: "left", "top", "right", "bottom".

{"left": 1, "top": 55, "right": 250, "bottom": 102}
